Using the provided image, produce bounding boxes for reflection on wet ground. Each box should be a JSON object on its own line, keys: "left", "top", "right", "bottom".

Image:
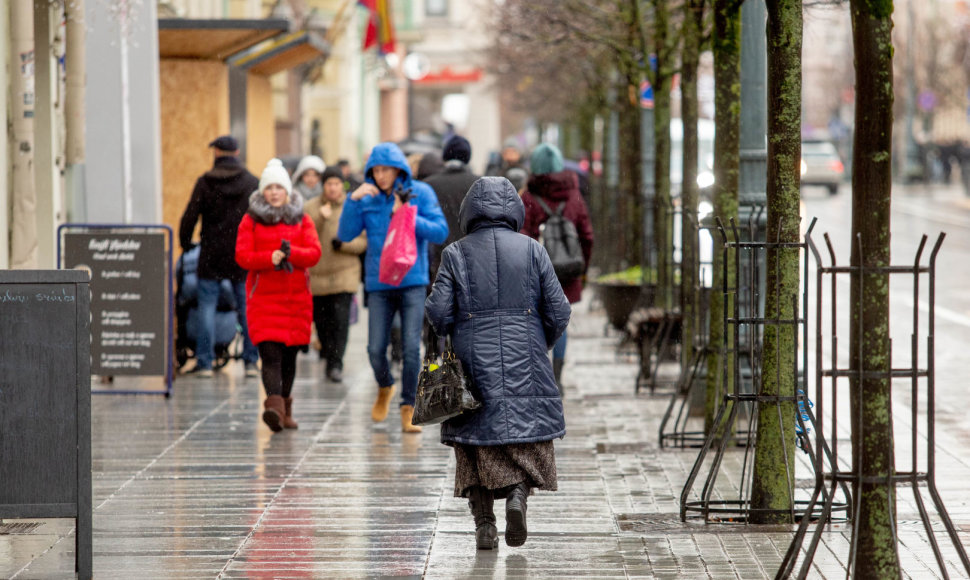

{"left": 5, "top": 227, "right": 970, "bottom": 578}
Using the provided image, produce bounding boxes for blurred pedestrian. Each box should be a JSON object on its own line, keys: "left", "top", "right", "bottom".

{"left": 178, "top": 135, "right": 260, "bottom": 378}
{"left": 236, "top": 159, "right": 322, "bottom": 432}
{"left": 486, "top": 137, "right": 528, "bottom": 178}
{"left": 521, "top": 144, "right": 594, "bottom": 391}
{"left": 337, "top": 142, "right": 448, "bottom": 433}
{"left": 416, "top": 150, "right": 443, "bottom": 181}
{"left": 505, "top": 167, "right": 528, "bottom": 195}
{"left": 305, "top": 167, "right": 367, "bottom": 382}
{"left": 292, "top": 155, "right": 326, "bottom": 201}
{"left": 426, "top": 176, "right": 570, "bottom": 550}
{"left": 424, "top": 135, "right": 479, "bottom": 283}
{"left": 336, "top": 159, "right": 362, "bottom": 191}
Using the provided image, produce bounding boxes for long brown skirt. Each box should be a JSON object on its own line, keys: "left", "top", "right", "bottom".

{"left": 451, "top": 441, "right": 558, "bottom": 498}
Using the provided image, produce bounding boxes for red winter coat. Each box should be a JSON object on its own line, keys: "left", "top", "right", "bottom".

{"left": 521, "top": 170, "right": 594, "bottom": 303}
{"left": 235, "top": 194, "right": 322, "bottom": 346}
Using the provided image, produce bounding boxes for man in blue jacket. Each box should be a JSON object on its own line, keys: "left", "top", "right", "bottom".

{"left": 338, "top": 142, "right": 448, "bottom": 433}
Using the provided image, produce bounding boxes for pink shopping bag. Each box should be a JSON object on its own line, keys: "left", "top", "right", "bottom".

{"left": 378, "top": 204, "right": 418, "bottom": 286}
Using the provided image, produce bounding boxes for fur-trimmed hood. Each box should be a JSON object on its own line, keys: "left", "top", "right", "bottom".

{"left": 247, "top": 190, "right": 305, "bottom": 225}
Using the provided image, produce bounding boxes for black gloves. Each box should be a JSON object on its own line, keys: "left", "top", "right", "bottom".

{"left": 275, "top": 239, "right": 293, "bottom": 272}
{"left": 331, "top": 238, "right": 343, "bottom": 252}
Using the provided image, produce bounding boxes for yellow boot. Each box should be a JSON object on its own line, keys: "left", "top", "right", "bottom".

{"left": 400, "top": 405, "right": 423, "bottom": 433}
{"left": 371, "top": 385, "right": 396, "bottom": 422}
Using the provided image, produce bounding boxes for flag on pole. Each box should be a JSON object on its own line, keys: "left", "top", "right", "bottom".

{"left": 358, "top": 0, "right": 396, "bottom": 54}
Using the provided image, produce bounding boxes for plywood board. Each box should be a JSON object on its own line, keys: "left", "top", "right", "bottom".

{"left": 159, "top": 59, "right": 229, "bottom": 249}
{"left": 246, "top": 74, "right": 275, "bottom": 176}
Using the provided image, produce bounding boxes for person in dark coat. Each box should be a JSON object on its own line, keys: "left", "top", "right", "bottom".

{"left": 424, "top": 135, "right": 480, "bottom": 284}
{"left": 236, "top": 159, "right": 322, "bottom": 432}
{"left": 521, "top": 144, "right": 594, "bottom": 390}
{"left": 426, "top": 176, "right": 571, "bottom": 550}
{"left": 178, "top": 135, "right": 261, "bottom": 377}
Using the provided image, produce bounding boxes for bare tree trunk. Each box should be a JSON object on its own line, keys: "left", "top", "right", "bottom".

{"left": 680, "top": 0, "right": 705, "bottom": 372}
{"left": 650, "top": 0, "right": 676, "bottom": 308}
{"left": 749, "top": 0, "right": 801, "bottom": 525}
{"left": 9, "top": 0, "right": 37, "bottom": 269}
{"left": 849, "top": 0, "right": 900, "bottom": 575}
{"left": 706, "top": 0, "right": 742, "bottom": 434}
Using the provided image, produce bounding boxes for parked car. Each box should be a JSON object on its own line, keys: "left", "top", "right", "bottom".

{"left": 800, "top": 140, "right": 844, "bottom": 195}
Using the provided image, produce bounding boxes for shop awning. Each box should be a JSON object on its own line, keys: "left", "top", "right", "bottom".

{"left": 158, "top": 18, "right": 289, "bottom": 61}
{"left": 230, "top": 31, "right": 330, "bottom": 76}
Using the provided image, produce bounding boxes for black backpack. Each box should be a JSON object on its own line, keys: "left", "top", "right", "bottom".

{"left": 535, "top": 197, "right": 585, "bottom": 282}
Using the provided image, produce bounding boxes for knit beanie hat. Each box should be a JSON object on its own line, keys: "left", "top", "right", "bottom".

{"left": 530, "top": 143, "right": 564, "bottom": 176}
{"left": 293, "top": 155, "right": 326, "bottom": 184}
{"left": 320, "top": 166, "right": 344, "bottom": 184}
{"left": 443, "top": 135, "right": 472, "bottom": 164}
{"left": 259, "top": 158, "right": 292, "bottom": 195}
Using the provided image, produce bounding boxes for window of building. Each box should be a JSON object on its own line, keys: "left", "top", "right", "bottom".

{"left": 426, "top": 0, "right": 448, "bottom": 17}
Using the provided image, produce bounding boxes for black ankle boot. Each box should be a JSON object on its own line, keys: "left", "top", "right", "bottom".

{"left": 505, "top": 482, "right": 530, "bottom": 547}
{"left": 468, "top": 486, "right": 498, "bottom": 550}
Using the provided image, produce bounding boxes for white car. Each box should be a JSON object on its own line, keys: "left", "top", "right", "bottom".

{"left": 800, "top": 140, "right": 844, "bottom": 195}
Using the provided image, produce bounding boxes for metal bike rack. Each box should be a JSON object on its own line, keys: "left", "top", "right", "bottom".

{"left": 680, "top": 216, "right": 849, "bottom": 525}
{"left": 776, "top": 231, "right": 970, "bottom": 579}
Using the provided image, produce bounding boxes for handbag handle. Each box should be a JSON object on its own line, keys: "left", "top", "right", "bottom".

{"left": 424, "top": 328, "right": 455, "bottom": 363}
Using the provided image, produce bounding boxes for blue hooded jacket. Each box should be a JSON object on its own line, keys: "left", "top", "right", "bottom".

{"left": 425, "top": 176, "right": 570, "bottom": 446}
{"left": 337, "top": 142, "right": 448, "bottom": 292}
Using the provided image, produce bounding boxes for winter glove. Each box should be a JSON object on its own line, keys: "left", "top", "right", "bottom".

{"left": 331, "top": 238, "right": 343, "bottom": 252}
{"left": 275, "top": 239, "right": 293, "bottom": 273}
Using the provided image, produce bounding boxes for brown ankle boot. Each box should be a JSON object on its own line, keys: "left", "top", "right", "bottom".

{"left": 371, "top": 385, "right": 396, "bottom": 422}
{"left": 400, "top": 404, "right": 422, "bottom": 433}
{"left": 282, "top": 397, "right": 298, "bottom": 429}
{"left": 262, "top": 395, "right": 285, "bottom": 432}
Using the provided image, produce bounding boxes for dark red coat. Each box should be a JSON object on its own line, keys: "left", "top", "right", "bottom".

{"left": 235, "top": 212, "right": 321, "bottom": 346}
{"left": 521, "top": 170, "right": 594, "bottom": 303}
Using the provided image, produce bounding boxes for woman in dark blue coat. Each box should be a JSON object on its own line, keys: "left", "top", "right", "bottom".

{"left": 426, "top": 176, "right": 571, "bottom": 550}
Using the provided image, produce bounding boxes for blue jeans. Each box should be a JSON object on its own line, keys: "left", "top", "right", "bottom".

{"left": 366, "top": 286, "right": 426, "bottom": 407}
{"left": 197, "top": 278, "right": 259, "bottom": 369}
{"left": 553, "top": 328, "right": 568, "bottom": 360}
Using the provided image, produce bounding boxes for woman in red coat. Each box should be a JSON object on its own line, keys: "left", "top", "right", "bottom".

{"left": 236, "top": 158, "right": 321, "bottom": 432}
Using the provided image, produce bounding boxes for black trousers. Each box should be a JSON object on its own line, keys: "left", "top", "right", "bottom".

{"left": 312, "top": 293, "right": 353, "bottom": 370}
{"left": 257, "top": 342, "right": 301, "bottom": 398}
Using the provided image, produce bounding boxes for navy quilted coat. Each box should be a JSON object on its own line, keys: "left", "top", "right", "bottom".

{"left": 425, "top": 177, "right": 571, "bottom": 446}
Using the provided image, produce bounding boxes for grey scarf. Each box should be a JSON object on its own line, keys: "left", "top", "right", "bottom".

{"left": 247, "top": 190, "right": 305, "bottom": 225}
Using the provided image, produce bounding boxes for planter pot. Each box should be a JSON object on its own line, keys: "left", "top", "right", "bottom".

{"left": 593, "top": 283, "right": 655, "bottom": 330}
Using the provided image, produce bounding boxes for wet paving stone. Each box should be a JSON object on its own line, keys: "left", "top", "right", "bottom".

{"left": 3, "top": 292, "right": 970, "bottom": 578}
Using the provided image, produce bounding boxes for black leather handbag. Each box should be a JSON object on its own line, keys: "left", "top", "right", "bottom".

{"left": 412, "top": 338, "right": 481, "bottom": 426}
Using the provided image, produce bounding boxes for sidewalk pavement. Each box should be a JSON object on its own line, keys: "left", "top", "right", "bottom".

{"left": 3, "top": 296, "right": 970, "bottom": 578}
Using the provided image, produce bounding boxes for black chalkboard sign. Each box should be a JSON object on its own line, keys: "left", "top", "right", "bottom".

{"left": 59, "top": 224, "right": 174, "bottom": 396}
{"left": 0, "top": 270, "right": 92, "bottom": 579}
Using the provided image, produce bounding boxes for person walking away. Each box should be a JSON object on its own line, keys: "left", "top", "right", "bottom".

{"left": 178, "top": 135, "right": 261, "bottom": 378}
{"left": 337, "top": 142, "right": 448, "bottom": 433}
{"left": 424, "top": 136, "right": 480, "bottom": 351}
{"left": 305, "top": 167, "right": 366, "bottom": 382}
{"left": 520, "top": 144, "right": 594, "bottom": 392}
{"left": 292, "top": 155, "right": 326, "bottom": 201}
{"left": 424, "top": 135, "right": 479, "bottom": 280}
{"left": 235, "top": 159, "right": 322, "bottom": 432}
{"left": 426, "top": 176, "right": 570, "bottom": 549}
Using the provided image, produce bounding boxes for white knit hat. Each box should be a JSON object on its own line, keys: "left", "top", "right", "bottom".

{"left": 292, "top": 155, "right": 326, "bottom": 184}
{"left": 259, "top": 158, "right": 292, "bottom": 196}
